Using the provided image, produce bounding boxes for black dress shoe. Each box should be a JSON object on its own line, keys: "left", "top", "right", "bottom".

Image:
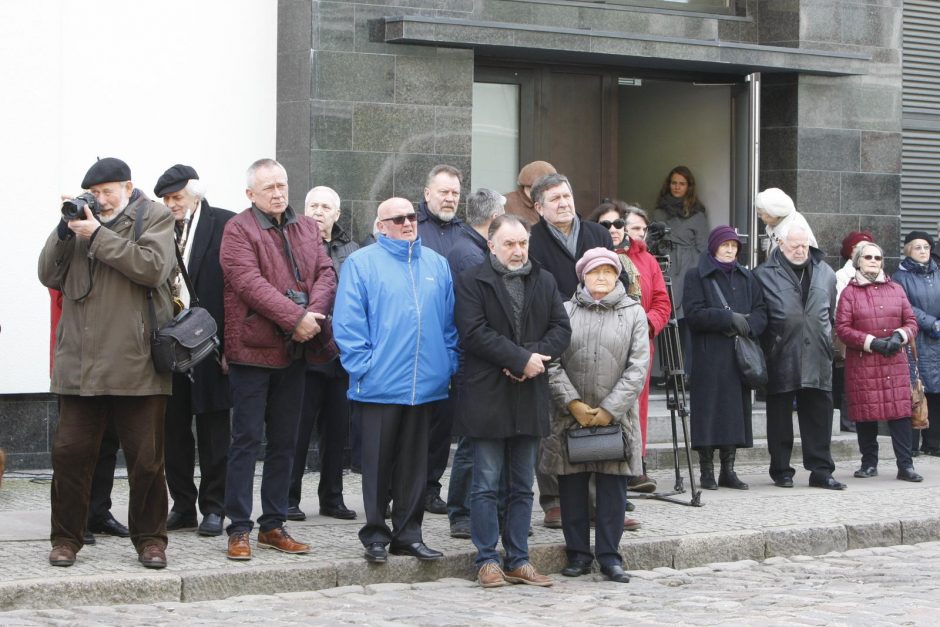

{"left": 83, "top": 530, "right": 96, "bottom": 545}
{"left": 286, "top": 506, "right": 306, "bottom": 521}
{"left": 166, "top": 511, "right": 198, "bottom": 531}
{"left": 390, "top": 541, "right": 443, "bottom": 561}
{"left": 897, "top": 467, "right": 924, "bottom": 482}
{"left": 561, "top": 560, "right": 592, "bottom": 577}
{"left": 320, "top": 504, "right": 357, "bottom": 520}
{"left": 198, "top": 513, "right": 224, "bottom": 537}
{"left": 364, "top": 542, "right": 387, "bottom": 563}
{"left": 89, "top": 513, "right": 130, "bottom": 537}
{"left": 924, "top": 449, "right": 940, "bottom": 457}
{"left": 809, "top": 476, "right": 847, "bottom": 490}
{"left": 773, "top": 477, "right": 794, "bottom": 488}
{"left": 854, "top": 466, "right": 878, "bottom": 478}
{"left": 424, "top": 495, "right": 447, "bottom": 515}
{"left": 600, "top": 563, "right": 631, "bottom": 583}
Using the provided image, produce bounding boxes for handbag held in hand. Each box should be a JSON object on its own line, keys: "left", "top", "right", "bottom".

{"left": 566, "top": 425, "right": 629, "bottom": 464}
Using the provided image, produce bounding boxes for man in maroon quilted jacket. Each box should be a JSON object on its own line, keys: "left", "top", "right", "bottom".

{"left": 219, "top": 158, "right": 337, "bottom": 560}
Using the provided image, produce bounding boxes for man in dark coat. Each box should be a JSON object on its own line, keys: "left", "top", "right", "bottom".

{"left": 526, "top": 172, "right": 612, "bottom": 527}
{"left": 454, "top": 213, "right": 571, "bottom": 588}
{"left": 416, "top": 164, "right": 465, "bottom": 515}
{"left": 444, "top": 188, "right": 505, "bottom": 539}
{"left": 155, "top": 165, "right": 235, "bottom": 538}
{"left": 754, "top": 226, "right": 845, "bottom": 490}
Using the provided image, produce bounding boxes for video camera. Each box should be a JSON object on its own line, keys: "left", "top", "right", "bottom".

{"left": 61, "top": 193, "right": 100, "bottom": 221}
{"left": 646, "top": 221, "right": 672, "bottom": 258}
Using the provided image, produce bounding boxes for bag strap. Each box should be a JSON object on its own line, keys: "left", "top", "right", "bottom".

{"left": 135, "top": 204, "right": 162, "bottom": 338}
{"left": 709, "top": 277, "right": 731, "bottom": 310}
{"left": 909, "top": 342, "right": 923, "bottom": 382}
{"left": 173, "top": 243, "right": 201, "bottom": 308}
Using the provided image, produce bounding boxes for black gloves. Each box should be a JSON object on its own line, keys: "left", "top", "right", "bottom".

{"left": 885, "top": 331, "right": 904, "bottom": 354}
{"left": 870, "top": 338, "right": 892, "bottom": 356}
{"left": 729, "top": 312, "right": 751, "bottom": 337}
{"left": 57, "top": 218, "right": 72, "bottom": 240}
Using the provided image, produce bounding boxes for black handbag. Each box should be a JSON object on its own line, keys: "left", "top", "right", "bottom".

{"left": 138, "top": 206, "right": 220, "bottom": 376}
{"left": 710, "top": 279, "right": 767, "bottom": 389}
{"left": 566, "top": 425, "right": 629, "bottom": 464}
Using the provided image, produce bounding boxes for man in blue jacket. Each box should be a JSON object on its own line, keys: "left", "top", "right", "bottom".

{"left": 334, "top": 197, "right": 460, "bottom": 564}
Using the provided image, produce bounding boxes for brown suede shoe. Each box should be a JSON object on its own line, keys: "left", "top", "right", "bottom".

{"left": 49, "top": 545, "right": 76, "bottom": 567}
{"left": 543, "top": 507, "right": 562, "bottom": 529}
{"left": 138, "top": 544, "right": 167, "bottom": 569}
{"left": 227, "top": 531, "right": 252, "bottom": 561}
{"left": 257, "top": 527, "right": 309, "bottom": 554}
{"left": 478, "top": 562, "right": 509, "bottom": 588}
{"left": 504, "top": 563, "right": 553, "bottom": 587}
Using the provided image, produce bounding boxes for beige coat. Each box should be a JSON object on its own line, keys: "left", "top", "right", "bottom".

{"left": 542, "top": 282, "right": 649, "bottom": 476}
{"left": 38, "top": 193, "right": 176, "bottom": 396}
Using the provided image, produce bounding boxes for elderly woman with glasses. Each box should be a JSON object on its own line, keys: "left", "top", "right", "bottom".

{"left": 893, "top": 231, "right": 940, "bottom": 457}
{"left": 836, "top": 241, "right": 922, "bottom": 482}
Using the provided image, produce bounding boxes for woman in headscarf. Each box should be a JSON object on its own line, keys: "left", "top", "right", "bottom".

{"left": 682, "top": 226, "right": 767, "bottom": 490}
{"left": 755, "top": 187, "right": 818, "bottom": 252}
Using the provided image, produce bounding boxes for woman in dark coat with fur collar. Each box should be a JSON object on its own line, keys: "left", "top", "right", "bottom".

{"left": 683, "top": 226, "right": 767, "bottom": 490}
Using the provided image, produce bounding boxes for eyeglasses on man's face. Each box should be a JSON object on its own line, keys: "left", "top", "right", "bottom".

{"left": 381, "top": 213, "right": 418, "bottom": 226}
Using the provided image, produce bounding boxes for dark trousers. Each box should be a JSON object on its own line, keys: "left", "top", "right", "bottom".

{"left": 912, "top": 393, "right": 940, "bottom": 452}
{"left": 164, "top": 373, "right": 229, "bottom": 517}
{"left": 224, "top": 360, "right": 305, "bottom": 535}
{"left": 558, "top": 472, "right": 627, "bottom": 568}
{"left": 52, "top": 395, "right": 168, "bottom": 553}
{"left": 426, "top": 385, "right": 456, "bottom": 497}
{"left": 536, "top": 443, "right": 560, "bottom": 512}
{"left": 88, "top": 419, "right": 119, "bottom": 523}
{"left": 856, "top": 418, "right": 914, "bottom": 470}
{"left": 289, "top": 368, "right": 350, "bottom": 510}
{"left": 766, "top": 388, "right": 836, "bottom": 483}
{"left": 356, "top": 401, "right": 430, "bottom": 547}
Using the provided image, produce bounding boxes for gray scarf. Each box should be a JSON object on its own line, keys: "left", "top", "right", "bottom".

{"left": 489, "top": 254, "right": 532, "bottom": 341}
{"left": 546, "top": 218, "right": 580, "bottom": 258}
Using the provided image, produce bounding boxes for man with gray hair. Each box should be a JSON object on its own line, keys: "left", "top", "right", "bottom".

{"left": 444, "top": 187, "right": 505, "bottom": 538}
{"left": 154, "top": 164, "right": 235, "bottom": 538}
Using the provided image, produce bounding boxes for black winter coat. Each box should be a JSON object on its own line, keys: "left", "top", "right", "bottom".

{"left": 186, "top": 201, "right": 235, "bottom": 414}
{"left": 454, "top": 259, "right": 572, "bottom": 439}
{"left": 528, "top": 218, "right": 613, "bottom": 300}
{"left": 446, "top": 224, "right": 488, "bottom": 276}
{"left": 416, "top": 200, "right": 464, "bottom": 257}
{"left": 754, "top": 247, "right": 837, "bottom": 395}
{"left": 683, "top": 254, "right": 768, "bottom": 448}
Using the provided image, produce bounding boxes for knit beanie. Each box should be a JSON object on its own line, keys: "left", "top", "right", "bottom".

{"left": 905, "top": 230, "right": 935, "bottom": 251}
{"left": 707, "top": 225, "right": 741, "bottom": 256}
{"left": 840, "top": 230, "right": 874, "bottom": 261}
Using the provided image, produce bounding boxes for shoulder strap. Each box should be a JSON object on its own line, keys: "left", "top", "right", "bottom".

{"left": 709, "top": 277, "right": 730, "bottom": 310}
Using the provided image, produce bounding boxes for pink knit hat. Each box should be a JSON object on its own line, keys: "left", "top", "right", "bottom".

{"left": 575, "top": 247, "right": 622, "bottom": 282}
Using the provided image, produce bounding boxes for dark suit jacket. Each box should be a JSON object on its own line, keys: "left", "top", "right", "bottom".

{"left": 185, "top": 200, "right": 235, "bottom": 414}
{"left": 528, "top": 217, "right": 614, "bottom": 299}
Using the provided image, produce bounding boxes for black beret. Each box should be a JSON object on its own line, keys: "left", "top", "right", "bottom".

{"left": 81, "top": 157, "right": 131, "bottom": 188}
{"left": 154, "top": 164, "right": 199, "bottom": 198}
{"left": 905, "top": 230, "right": 935, "bottom": 251}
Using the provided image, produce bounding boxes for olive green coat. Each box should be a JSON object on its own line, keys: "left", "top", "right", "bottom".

{"left": 38, "top": 193, "right": 176, "bottom": 396}
{"left": 542, "top": 282, "right": 649, "bottom": 476}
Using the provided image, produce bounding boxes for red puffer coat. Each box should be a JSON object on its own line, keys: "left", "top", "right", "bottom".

{"left": 836, "top": 274, "right": 917, "bottom": 422}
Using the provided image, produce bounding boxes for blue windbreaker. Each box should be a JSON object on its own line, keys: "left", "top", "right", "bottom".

{"left": 333, "top": 235, "right": 459, "bottom": 405}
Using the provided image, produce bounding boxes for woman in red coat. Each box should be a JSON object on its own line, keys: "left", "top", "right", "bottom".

{"left": 836, "top": 242, "right": 922, "bottom": 482}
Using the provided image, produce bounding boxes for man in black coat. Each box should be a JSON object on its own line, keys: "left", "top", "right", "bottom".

{"left": 454, "top": 213, "right": 571, "bottom": 587}
{"left": 526, "top": 172, "right": 613, "bottom": 527}
{"left": 154, "top": 165, "right": 235, "bottom": 536}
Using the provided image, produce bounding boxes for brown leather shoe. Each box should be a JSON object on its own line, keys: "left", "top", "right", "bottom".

{"left": 504, "top": 562, "right": 553, "bottom": 587}
{"left": 49, "top": 545, "right": 76, "bottom": 567}
{"left": 257, "top": 527, "right": 309, "bottom": 554}
{"left": 543, "top": 507, "right": 562, "bottom": 529}
{"left": 478, "top": 562, "right": 509, "bottom": 588}
{"left": 138, "top": 544, "right": 167, "bottom": 569}
{"left": 227, "top": 531, "right": 252, "bottom": 560}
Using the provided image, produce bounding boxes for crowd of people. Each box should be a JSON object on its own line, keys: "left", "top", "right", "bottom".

{"left": 37, "top": 156, "right": 934, "bottom": 587}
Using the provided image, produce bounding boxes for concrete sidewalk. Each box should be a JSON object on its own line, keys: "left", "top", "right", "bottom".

{"left": 2, "top": 448, "right": 939, "bottom": 611}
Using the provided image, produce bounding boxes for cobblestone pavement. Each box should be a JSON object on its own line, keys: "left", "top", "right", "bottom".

{"left": 2, "top": 541, "right": 939, "bottom": 625}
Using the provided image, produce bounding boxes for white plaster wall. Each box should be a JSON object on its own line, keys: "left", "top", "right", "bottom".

{"left": 0, "top": 0, "right": 277, "bottom": 394}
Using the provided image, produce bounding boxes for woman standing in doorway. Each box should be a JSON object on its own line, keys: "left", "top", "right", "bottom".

{"left": 652, "top": 165, "right": 709, "bottom": 377}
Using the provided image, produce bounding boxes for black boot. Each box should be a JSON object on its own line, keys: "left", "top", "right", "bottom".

{"left": 698, "top": 447, "right": 717, "bottom": 490}
{"left": 718, "top": 447, "right": 748, "bottom": 490}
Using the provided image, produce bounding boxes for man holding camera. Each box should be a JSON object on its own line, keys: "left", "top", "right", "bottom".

{"left": 39, "top": 157, "right": 176, "bottom": 569}
{"left": 219, "top": 159, "right": 336, "bottom": 560}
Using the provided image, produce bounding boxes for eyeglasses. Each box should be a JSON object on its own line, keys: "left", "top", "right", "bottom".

{"left": 861, "top": 255, "right": 883, "bottom": 261}
{"left": 600, "top": 219, "right": 625, "bottom": 229}
{"left": 381, "top": 213, "right": 418, "bottom": 225}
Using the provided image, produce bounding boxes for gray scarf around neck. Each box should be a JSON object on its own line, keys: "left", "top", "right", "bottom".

{"left": 489, "top": 254, "right": 532, "bottom": 341}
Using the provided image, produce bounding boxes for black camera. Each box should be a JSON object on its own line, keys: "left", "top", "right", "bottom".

{"left": 61, "top": 192, "right": 100, "bottom": 221}
{"left": 646, "top": 221, "right": 673, "bottom": 257}
{"left": 286, "top": 289, "right": 309, "bottom": 308}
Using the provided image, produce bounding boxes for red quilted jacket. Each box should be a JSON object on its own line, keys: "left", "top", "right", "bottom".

{"left": 835, "top": 275, "right": 917, "bottom": 422}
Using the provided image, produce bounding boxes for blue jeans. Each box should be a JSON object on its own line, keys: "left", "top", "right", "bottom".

{"left": 447, "top": 437, "right": 473, "bottom": 524}
{"left": 225, "top": 360, "right": 305, "bottom": 535}
{"left": 470, "top": 435, "right": 538, "bottom": 569}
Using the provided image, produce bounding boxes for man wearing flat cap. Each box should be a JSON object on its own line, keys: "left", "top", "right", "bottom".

{"left": 154, "top": 164, "right": 235, "bottom": 538}
{"left": 39, "top": 157, "right": 176, "bottom": 569}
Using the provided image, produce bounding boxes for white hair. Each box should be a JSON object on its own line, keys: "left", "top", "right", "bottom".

{"left": 185, "top": 178, "right": 207, "bottom": 200}
{"left": 246, "top": 158, "right": 285, "bottom": 188}
{"left": 305, "top": 185, "right": 341, "bottom": 210}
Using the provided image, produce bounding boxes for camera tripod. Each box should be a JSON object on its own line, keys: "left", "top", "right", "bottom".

{"left": 631, "top": 261, "right": 702, "bottom": 507}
